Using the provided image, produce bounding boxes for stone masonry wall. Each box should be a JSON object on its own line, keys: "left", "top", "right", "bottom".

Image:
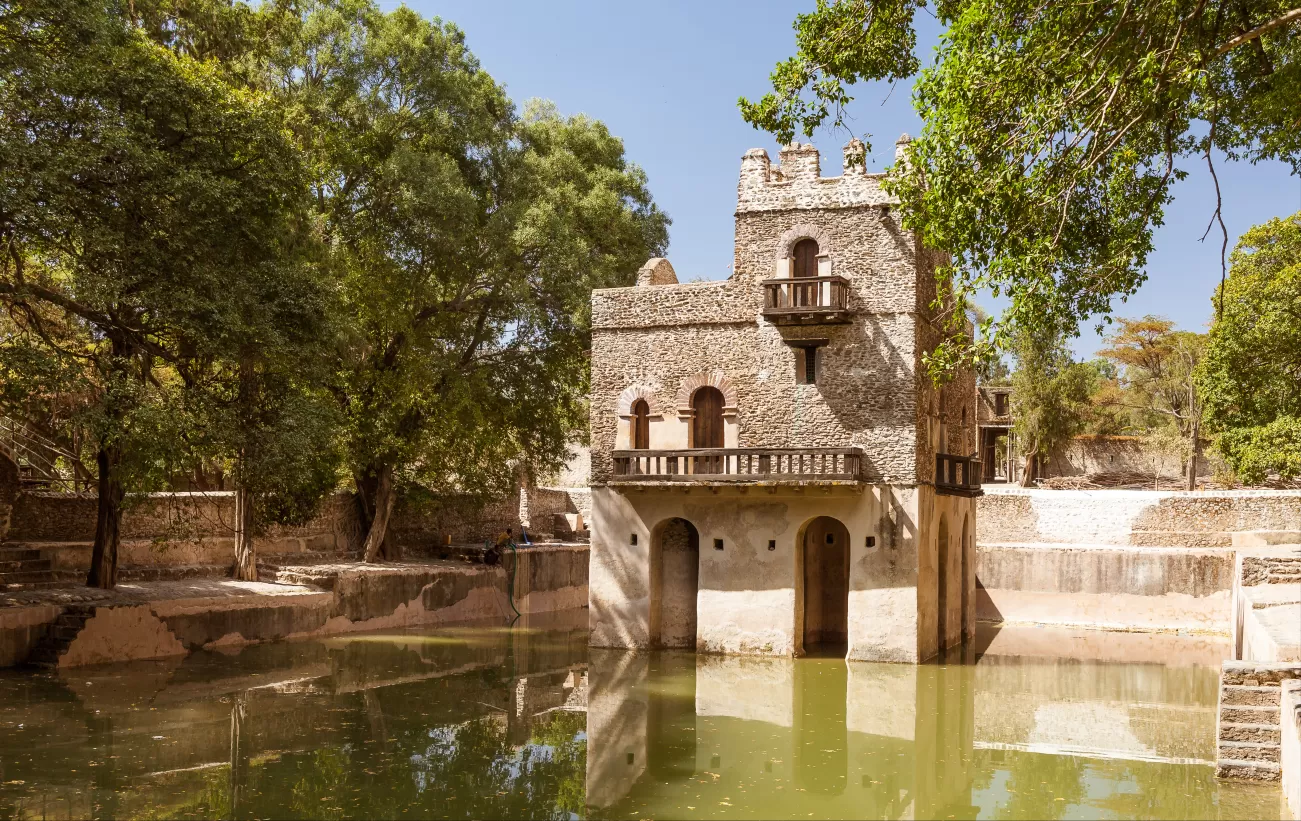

{"left": 589, "top": 141, "right": 978, "bottom": 487}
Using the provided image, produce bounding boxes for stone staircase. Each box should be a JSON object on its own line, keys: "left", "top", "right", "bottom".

{"left": 0, "top": 543, "right": 58, "bottom": 590}
{"left": 1216, "top": 661, "right": 1301, "bottom": 781}
{"left": 25, "top": 604, "right": 97, "bottom": 669}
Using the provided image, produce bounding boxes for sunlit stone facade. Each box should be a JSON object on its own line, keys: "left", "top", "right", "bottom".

{"left": 587, "top": 138, "right": 979, "bottom": 663}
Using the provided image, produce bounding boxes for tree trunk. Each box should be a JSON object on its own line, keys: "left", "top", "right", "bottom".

{"left": 87, "top": 443, "right": 124, "bottom": 589}
{"left": 1187, "top": 415, "right": 1201, "bottom": 491}
{"left": 362, "top": 464, "right": 396, "bottom": 562}
{"left": 1019, "top": 447, "right": 1038, "bottom": 488}
{"left": 233, "top": 481, "right": 256, "bottom": 581}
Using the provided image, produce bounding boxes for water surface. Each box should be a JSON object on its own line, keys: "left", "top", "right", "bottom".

{"left": 0, "top": 614, "right": 1283, "bottom": 820}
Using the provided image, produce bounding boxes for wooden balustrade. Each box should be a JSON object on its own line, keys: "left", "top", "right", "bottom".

{"left": 761, "top": 275, "right": 851, "bottom": 324}
{"left": 935, "top": 453, "right": 982, "bottom": 496}
{"left": 611, "top": 447, "right": 867, "bottom": 483}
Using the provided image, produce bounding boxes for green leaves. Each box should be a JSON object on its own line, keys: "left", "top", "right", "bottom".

{"left": 744, "top": 0, "right": 1301, "bottom": 376}
{"left": 1197, "top": 212, "right": 1301, "bottom": 482}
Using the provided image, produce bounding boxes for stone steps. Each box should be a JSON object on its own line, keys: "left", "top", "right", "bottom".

{"left": 25, "top": 605, "right": 97, "bottom": 669}
{"left": 1216, "top": 759, "right": 1282, "bottom": 781}
{"left": 1218, "top": 740, "right": 1282, "bottom": 764}
{"left": 1220, "top": 704, "right": 1280, "bottom": 724}
{"left": 0, "top": 543, "right": 57, "bottom": 588}
{"left": 1223, "top": 684, "right": 1291, "bottom": 707}
{"left": 1216, "top": 663, "right": 1301, "bottom": 782}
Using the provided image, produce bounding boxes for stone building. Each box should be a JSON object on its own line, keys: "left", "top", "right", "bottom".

{"left": 976, "top": 386, "right": 1017, "bottom": 483}
{"left": 587, "top": 139, "right": 980, "bottom": 664}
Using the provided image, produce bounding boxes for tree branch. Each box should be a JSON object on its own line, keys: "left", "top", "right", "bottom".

{"left": 1215, "top": 7, "right": 1301, "bottom": 55}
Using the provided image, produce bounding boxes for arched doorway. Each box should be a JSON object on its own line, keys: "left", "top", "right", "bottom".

{"left": 691, "top": 387, "right": 724, "bottom": 473}
{"left": 650, "top": 518, "right": 699, "bottom": 649}
{"left": 937, "top": 513, "right": 950, "bottom": 653}
{"left": 792, "top": 238, "right": 819, "bottom": 307}
{"left": 631, "top": 398, "right": 650, "bottom": 449}
{"left": 799, "top": 516, "right": 850, "bottom": 655}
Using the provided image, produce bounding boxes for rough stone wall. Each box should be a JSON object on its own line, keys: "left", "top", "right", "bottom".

{"left": 590, "top": 142, "right": 979, "bottom": 487}
{"left": 977, "top": 487, "right": 1301, "bottom": 547}
{"left": 1045, "top": 435, "right": 1214, "bottom": 479}
{"left": 976, "top": 386, "right": 1012, "bottom": 427}
{"left": 4, "top": 482, "right": 579, "bottom": 566}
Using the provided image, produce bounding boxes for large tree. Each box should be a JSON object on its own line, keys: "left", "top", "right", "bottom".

{"left": 743, "top": 0, "right": 1301, "bottom": 374}
{"left": 1196, "top": 212, "right": 1301, "bottom": 483}
{"left": 1009, "top": 331, "right": 1094, "bottom": 486}
{"left": 0, "top": 0, "right": 320, "bottom": 586}
{"left": 1097, "top": 316, "right": 1207, "bottom": 488}
{"left": 266, "top": 1, "right": 668, "bottom": 560}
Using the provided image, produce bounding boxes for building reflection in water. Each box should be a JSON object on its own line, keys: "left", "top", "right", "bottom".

{"left": 583, "top": 633, "right": 1272, "bottom": 821}
{"left": 586, "top": 644, "right": 980, "bottom": 820}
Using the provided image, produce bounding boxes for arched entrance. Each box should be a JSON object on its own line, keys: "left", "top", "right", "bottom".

{"left": 691, "top": 387, "right": 724, "bottom": 474}
{"left": 650, "top": 518, "right": 699, "bottom": 649}
{"left": 937, "top": 513, "right": 950, "bottom": 653}
{"left": 798, "top": 516, "right": 850, "bottom": 655}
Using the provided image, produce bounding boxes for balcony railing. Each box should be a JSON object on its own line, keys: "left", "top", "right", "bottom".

{"left": 611, "top": 447, "right": 867, "bottom": 483}
{"left": 936, "top": 453, "right": 982, "bottom": 496}
{"left": 761, "top": 275, "right": 852, "bottom": 325}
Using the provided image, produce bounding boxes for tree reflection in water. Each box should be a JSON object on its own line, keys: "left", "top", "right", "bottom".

{"left": 0, "top": 619, "right": 1287, "bottom": 821}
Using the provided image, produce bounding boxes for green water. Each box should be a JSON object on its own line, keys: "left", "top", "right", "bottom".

{"left": 0, "top": 615, "right": 1284, "bottom": 820}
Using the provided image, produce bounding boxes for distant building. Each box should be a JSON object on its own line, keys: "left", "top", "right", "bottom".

{"left": 586, "top": 139, "right": 980, "bottom": 664}
{"left": 976, "top": 386, "right": 1017, "bottom": 483}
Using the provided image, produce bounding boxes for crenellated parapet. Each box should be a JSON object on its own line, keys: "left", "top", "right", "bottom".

{"left": 736, "top": 138, "right": 910, "bottom": 214}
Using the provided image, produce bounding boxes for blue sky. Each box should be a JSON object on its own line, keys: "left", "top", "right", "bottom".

{"left": 396, "top": 0, "right": 1300, "bottom": 359}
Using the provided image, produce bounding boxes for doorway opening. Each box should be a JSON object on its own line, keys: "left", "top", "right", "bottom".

{"left": 798, "top": 516, "right": 850, "bottom": 656}
{"left": 650, "top": 518, "right": 699, "bottom": 649}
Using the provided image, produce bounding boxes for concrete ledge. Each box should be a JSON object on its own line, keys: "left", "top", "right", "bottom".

{"left": 0, "top": 548, "right": 590, "bottom": 669}
{"left": 976, "top": 543, "right": 1234, "bottom": 633}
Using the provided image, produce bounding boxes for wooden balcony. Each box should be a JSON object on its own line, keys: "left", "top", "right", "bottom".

{"left": 611, "top": 447, "right": 868, "bottom": 484}
{"left": 761, "top": 276, "right": 852, "bottom": 325}
{"left": 936, "top": 453, "right": 983, "bottom": 497}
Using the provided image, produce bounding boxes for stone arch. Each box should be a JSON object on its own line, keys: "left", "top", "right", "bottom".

{"left": 776, "top": 223, "right": 833, "bottom": 262}
{"left": 616, "top": 384, "right": 664, "bottom": 418}
{"left": 649, "top": 516, "right": 700, "bottom": 649}
{"left": 960, "top": 512, "right": 971, "bottom": 641}
{"left": 675, "top": 371, "right": 738, "bottom": 416}
{"left": 795, "top": 515, "right": 851, "bottom": 657}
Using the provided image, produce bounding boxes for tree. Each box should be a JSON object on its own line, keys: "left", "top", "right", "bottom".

{"left": 1009, "top": 330, "right": 1093, "bottom": 486}
{"left": 0, "top": 0, "right": 316, "bottom": 586}
{"left": 265, "top": 1, "right": 669, "bottom": 561}
{"left": 743, "top": 0, "right": 1301, "bottom": 375}
{"left": 1197, "top": 212, "right": 1301, "bottom": 484}
{"left": 1096, "top": 316, "right": 1207, "bottom": 488}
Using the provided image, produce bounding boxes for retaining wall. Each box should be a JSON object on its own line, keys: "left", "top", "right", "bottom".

{"left": 5, "top": 484, "right": 587, "bottom": 572}
{"left": 0, "top": 544, "right": 590, "bottom": 669}
{"left": 976, "top": 488, "right": 1301, "bottom": 634}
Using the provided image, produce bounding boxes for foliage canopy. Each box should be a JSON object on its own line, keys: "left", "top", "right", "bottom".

{"left": 743, "top": 0, "right": 1301, "bottom": 374}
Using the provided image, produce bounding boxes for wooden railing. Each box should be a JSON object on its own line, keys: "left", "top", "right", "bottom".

{"left": 936, "top": 453, "right": 981, "bottom": 495}
{"left": 761, "top": 275, "right": 851, "bottom": 321}
{"left": 612, "top": 447, "right": 867, "bottom": 482}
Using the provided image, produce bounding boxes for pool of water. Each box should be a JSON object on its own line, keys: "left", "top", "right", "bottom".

{"left": 0, "top": 612, "right": 1284, "bottom": 820}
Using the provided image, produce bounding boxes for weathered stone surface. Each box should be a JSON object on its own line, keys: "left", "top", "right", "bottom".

{"left": 588, "top": 142, "right": 978, "bottom": 664}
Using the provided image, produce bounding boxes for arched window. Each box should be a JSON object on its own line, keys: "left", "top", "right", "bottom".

{"left": 691, "top": 387, "right": 724, "bottom": 448}
{"left": 632, "top": 399, "right": 650, "bottom": 449}
{"left": 792, "top": 238, "right": 819, "bottom": 278}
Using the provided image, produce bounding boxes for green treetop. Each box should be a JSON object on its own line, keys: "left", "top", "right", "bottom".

{"left": 743, "top": 0, "right": 1301, "bottom": 375}
{"left": 1197, "top": 212, "right": 1301, "bottom": 483}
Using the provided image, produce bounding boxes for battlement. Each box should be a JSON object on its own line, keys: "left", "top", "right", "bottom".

{"left": 736, "top": 137, "right": 910, "bottom": 214}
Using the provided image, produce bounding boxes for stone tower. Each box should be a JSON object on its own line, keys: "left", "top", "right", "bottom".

{"left": 586, "top": 139, "right": 979, "bottom": 663}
